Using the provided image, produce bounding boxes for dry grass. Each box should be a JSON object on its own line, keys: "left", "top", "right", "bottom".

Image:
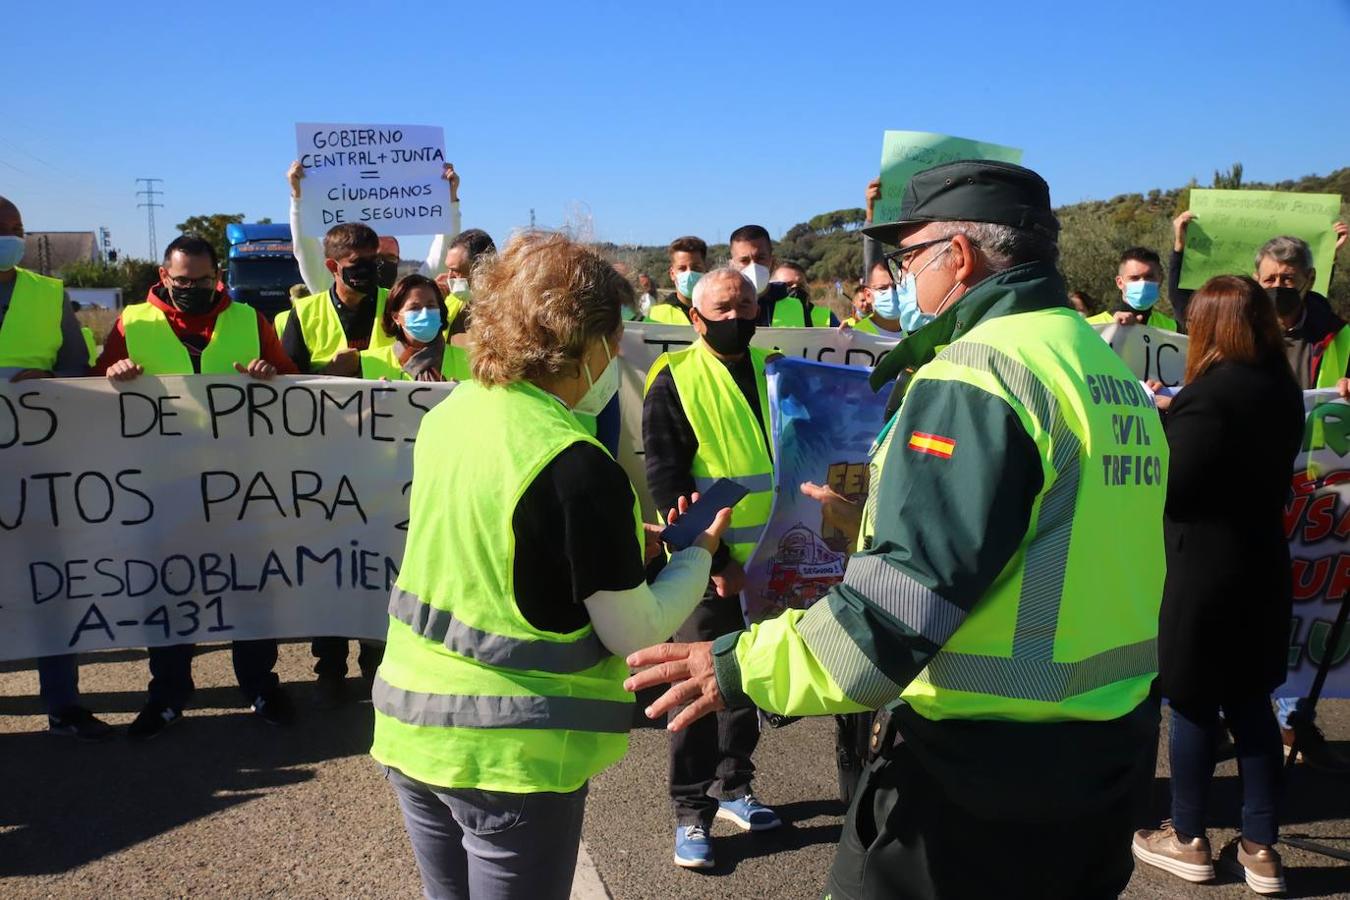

{"left": 75, "top": 307, "right": 118, "bottom": 343}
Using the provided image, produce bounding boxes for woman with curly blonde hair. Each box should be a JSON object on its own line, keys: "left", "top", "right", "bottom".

{"left": 371, "top": 232, "right": 730, "bottom": 900}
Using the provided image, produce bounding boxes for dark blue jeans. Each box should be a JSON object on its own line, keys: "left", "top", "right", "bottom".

{"left": 1169, "top": 696, "right": 1282, "bottom": 846}
{"left": 37, "top": 654, "right": 80, "bottom": 715}
{"left": 147, "top": 640, "right": 280, "bottom": 709}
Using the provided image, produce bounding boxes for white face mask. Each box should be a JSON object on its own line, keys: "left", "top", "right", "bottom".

{"left": 740, "top": 262, "right": 770, "bottom": 296}
{"left": 573, "top": 340, "right": 619, "bottom": 416}
{"left": 446, "top": 277, "right": 470, "bottom": 297}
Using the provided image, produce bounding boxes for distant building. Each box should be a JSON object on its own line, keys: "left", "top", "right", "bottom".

{"left": 21, "top": 231, "right": 98, "bottom": 276}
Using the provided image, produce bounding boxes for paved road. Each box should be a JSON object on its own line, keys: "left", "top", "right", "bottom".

{"left": 2, "top": 643, "right": 1348, "bottom": 898}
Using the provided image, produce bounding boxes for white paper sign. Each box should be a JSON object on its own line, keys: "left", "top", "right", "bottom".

{"left": 1093, "top": 322, "right": 1189, "bottom": 387}
{"left": 295, "top": 122, "right": 450, "bottom": 236}
{"left": 0, "top": 376, "right": 452, "bottom": 661}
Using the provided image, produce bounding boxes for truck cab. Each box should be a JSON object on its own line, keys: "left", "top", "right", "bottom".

{"left": 226, "top": 223, "right": 303, "bottom": 320}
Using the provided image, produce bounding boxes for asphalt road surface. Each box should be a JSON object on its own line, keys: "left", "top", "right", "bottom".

{"left": 2, "top": 642, "right": 1348, "bottom": 899}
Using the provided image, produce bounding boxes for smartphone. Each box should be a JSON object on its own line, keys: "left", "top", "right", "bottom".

{"left": 660, "top": 478, "right": 751, "bottom": 551}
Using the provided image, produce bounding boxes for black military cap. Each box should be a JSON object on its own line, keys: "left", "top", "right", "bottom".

{"left": 862, "top": 160, "right": 1060, "bottom": 247}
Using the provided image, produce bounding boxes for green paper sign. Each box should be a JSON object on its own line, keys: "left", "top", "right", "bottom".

{"left": 1179, "top": 189, "right": 1342, "bottom": 295}
{"left": 875, "top": 131, "right": 1024, "bottom": 226}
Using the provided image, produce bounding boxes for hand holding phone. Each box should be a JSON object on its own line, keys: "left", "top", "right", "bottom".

{"left": 660, "top": 479, "right": 746, "bottom": 552}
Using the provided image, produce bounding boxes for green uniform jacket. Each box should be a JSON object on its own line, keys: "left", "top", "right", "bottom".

{"left": 711, "top": 262, "right": 1162, "bottom": 819}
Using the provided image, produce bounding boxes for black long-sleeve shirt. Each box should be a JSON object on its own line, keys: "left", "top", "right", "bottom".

{"left": 642, "top": 351, "right": 772, "bottom": 574}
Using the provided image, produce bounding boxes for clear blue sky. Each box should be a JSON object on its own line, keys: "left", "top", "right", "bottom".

{"left": 7, "top": 0, "right": 1350, "bottom": 261}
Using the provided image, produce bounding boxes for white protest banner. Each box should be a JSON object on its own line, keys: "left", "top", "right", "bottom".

{"left": 295, "top": 122, "right": 449, "bottom": 236}
{"left": 615, "top": 323, "right": 899, "bottom": 521}
{"left": 0, "top": 376, "right": 451, "bottom": 662}
{"left": 1093, "top": 322, "right": 1189, "bottom": 386}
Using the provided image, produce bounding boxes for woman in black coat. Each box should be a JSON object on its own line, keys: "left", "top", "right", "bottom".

{"left": 1133, "top": 275, "right": 1305, "bottom": 895}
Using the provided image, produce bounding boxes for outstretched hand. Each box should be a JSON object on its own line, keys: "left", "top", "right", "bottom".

{"left": 623, "top": 641, "right": 724, "bottom": 732}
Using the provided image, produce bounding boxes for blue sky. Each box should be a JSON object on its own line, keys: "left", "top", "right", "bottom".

{"left": 7, "top": 0, "right": 1350, "bottom": 261}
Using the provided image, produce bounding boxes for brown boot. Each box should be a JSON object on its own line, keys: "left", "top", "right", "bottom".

{"left": 1132, "top": 823, "right": 1215, "bottom": 883}
{"left": 1236, "top": 839, "right": 1286, "bottom": 895}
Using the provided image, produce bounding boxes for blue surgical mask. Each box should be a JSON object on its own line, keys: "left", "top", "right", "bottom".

{"left": 402, "top": 307, "right": 443, "bottom": 343}
{"left": 871, "top": 286, "right": 900, "bottom": 320}
{"left": 1123, "top": 280, "right": 1160, "bottom": 311}
{"left": 675, "top": 270, "right": 702, "bottom": 299}
{"left": 0, "top": 235, "right": 25, "bottom": 271}
{"left": 894, "top": 241, "right": 954, "bottom": 333}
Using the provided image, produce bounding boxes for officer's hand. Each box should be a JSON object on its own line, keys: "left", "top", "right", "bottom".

{"left": 287, "top": 160, "right": 304, "bottom": 199}
{"left": 322, "top": 349, "right": 361, "bottom": 377}
{"left": 106, "top": 359, "right": 144, "bottom": 382}
{"left": 9, "top": 369, "right": 53, "bottom": 382}
{"left": 1335, "top": 221, "right": 1348, "bottom": 252}
{"left": 712, "top": 558, "right": 746, "bottom": 599}
{"left": 235, "top": 359, "right": 277, "bottom": 380}
{"left": 800, "top": 481, "right": 862, "bottom": 545}
{"left": 1173, "top": 211, "right": 1195, "bottom": 251}
{"left": 623, "top": 641, "right": 725, "bottom": 732}
{"left": 1113, "top": 311, "right": 1141, "bottom": 326}
{"left": 443, "top": 163, "right": 460, "bottom": 202}
{"left": 864, "top": 177, "right": 881, "bottom": 223}
{"left": 1337, "top": 377, "right": 1350, "bottom": 400}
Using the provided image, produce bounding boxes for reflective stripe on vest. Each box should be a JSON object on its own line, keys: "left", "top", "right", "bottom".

{"left": 122, "top": 301, "right": 260, "bottom": 375}
{"left": 646, "top": 302, "right": 693, "bottom": 325}
{"left": 850, "top": 308, "right": 1165, "bottom": 722}
{"left": 371, "top": 380, "right": 637, "bottom": 792}
{"left": 0, "top": 268, "right": 64, "bottom": 369}
{"left": 1315, "top": 326, "right": 1350, "bottom": 389}
{"left": 293, "top": 288, "right": 392, "bottom": 368}
{"left": 771, "top": 298, "right": 831, "bottom": 328}
{"left": 652, "top": 341, "right": 775, "bottom": 563}
{"left": 359, "top": 344, "right": 409, "bottom": 381}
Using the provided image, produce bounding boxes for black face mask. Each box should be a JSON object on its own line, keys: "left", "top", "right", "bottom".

{"left": 377, "top": 257, "right": 399, "bottom": 289}
{"left": 1268, "top": 286, "right": 1303, "bottom": 320}
{"left": 167, "top": 285, "right": 217, "bottom": 315}
{"left": 700, "top": 315, "right": 757, "bottom": 356}
{"left": 340, "top": 258, "right": 380, "bottom": 296}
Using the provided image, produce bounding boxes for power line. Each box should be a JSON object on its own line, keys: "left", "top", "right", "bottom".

{"left": 135, "top": 178, "right": 164, "bottom": 258}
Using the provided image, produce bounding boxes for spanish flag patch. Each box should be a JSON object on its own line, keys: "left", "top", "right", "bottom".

{"left": 908, "top": 431, "right": 956, "bottom": 459}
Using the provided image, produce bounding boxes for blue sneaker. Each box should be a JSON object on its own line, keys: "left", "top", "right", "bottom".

{"left": 673, "top": 824, "right": 714, "bottom": 869}
{"left": 716, "top": 794, "right": 781, "bottom": 831}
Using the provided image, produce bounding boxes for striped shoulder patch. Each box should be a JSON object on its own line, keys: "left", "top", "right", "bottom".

{"left": 907, "top": 431, "right": 956, "bottom": 459}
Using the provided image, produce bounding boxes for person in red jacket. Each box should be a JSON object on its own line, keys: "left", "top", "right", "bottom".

{"left": 96, "top": 235, "right": 299, "bottom": 740}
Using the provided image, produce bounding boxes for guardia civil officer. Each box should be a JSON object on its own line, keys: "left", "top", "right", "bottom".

{"left": 628, "top": 161, "right": 1168, "bottom": 899}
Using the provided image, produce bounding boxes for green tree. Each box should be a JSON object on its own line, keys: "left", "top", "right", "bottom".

{"left": 60, "top": 257, "right": 162, "bottom": 303}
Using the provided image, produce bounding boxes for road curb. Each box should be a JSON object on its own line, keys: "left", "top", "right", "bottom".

{"left": 571, "top": 840, "right": 611, "bottom": 899}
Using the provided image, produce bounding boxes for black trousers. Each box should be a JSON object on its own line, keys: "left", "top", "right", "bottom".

{"left": 147, "top": 640, "right": 279, "bottom": 709}
{"left": 669, "top": 588, "right": 760, "bottom": 826}
{"left": 825, "top": 742, "right": 1137, "bottom": 900}
{"left": 311, "top": 638, "right": 384, "bottom": 679}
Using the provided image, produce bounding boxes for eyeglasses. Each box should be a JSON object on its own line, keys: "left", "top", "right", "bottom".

{"left": 165, "top": 274, "right": 216, "bottom": 289}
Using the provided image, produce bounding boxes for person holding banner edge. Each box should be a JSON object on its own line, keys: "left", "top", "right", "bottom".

{"left": 1086, "top": 246, "right": 1179, "bottom": 331}
{"left": 627, "top": 160, "right": 1168, "bottom": 899}
{"left": 96, "top": 234, "right": 299, "bottom": 739}
{"left": 0, "top": 195, "right": 114, "bottom": 741}
{"left": 370, "top": 232, "right": 729, "bottom": 900}
{"left": 643, "top": 267, "right": 783, "bottom": 869}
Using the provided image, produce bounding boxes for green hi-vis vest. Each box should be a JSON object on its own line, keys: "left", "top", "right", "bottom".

{"left": 863, "top": 307, "right": 1166, "bottom": 723}
{"left": 844, "top": 315, "right": 880, "bottom": 335}
{"left": 444, "top": 343, "right": 472, "bottom": 382}
{"left": 273, "top": 308, "right": 292, "bottom": 339}
{"left": 371, "top": 380, "right": 638, "bottom": 793}
{"left": 0, "top": 268, "right": 64, "bottom": 369}
{"left": 1087, "top": 310, "right": 1178, "bottom": 332}
{"left": 646, "top": 302, "right": 692, "bottom": 325}
{"left": 645, "top": 340, "right": 774, "bottom": 563}
{"left": 444, "top": 292, "right": 466, "bottom": 330}
{"left": 359, "top": 344, "right": 408, "bottom": 381}
{"left": 771, "top": 297, "right": 831, "bottom": 328}
{"left": 81, "top": 327, "right": 97, "bottom": 367}
{"left": 1315, "top": 326, "right": 1350, "bottom": 389}
{"left": 293, "top": 288, "right": 392, "bottom": 369}
{"left": 122, "top": 301, "right": 260, "bottom": 375}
